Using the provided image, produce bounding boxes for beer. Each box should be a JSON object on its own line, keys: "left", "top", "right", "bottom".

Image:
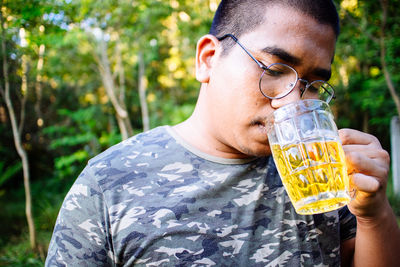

{"left": 271, "top": 140, "right": 350, "bottom": 215}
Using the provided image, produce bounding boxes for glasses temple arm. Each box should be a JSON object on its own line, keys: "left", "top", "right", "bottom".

{"left": 217, "top": 34, "right": 266, "bottom": 69}
{"left": 322, "top": 84, "right": 336, "bottom": 99}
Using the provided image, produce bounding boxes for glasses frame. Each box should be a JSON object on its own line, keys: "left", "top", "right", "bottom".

{"left": 217, "top": 34, "right": 335, "bottom": 103}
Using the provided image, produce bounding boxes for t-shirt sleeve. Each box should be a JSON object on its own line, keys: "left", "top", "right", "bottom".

{"left": 45, "top": 166, "right": 114, "bottom": 266}
{"left": 339, "top": 206, "right": 357, "bottom": 241}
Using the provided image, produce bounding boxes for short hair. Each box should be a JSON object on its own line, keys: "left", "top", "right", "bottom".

{"left": 210, "top": 0, "right": 340, "bottom": 52}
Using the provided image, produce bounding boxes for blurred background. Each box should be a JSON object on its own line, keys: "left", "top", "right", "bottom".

{"left": 0, "top": 0, "right": 399, "bottom": 265}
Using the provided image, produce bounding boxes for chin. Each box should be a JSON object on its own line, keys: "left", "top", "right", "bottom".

{"left": 238, "top": 143, "right": 272, "bottom": 157}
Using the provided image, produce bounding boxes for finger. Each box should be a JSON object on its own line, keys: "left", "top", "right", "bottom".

{"left": 350, "top": 173, "right": 380, "bottom": 193}
{"left": 339, "top": 128, "right": 382, "bottom": 148}
{"left": 342, "top": 144, "right": 390, "bottom": 162}
{"left": 345, "top": 151, "right": 389, "bottom": 179}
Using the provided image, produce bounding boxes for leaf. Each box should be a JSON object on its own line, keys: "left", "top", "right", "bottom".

{"left": 54, "top": 150, "right": 89, "bottom": 170}
{"left": 50, "top": 132, "right": 96, "bottom": 149}
{"left": 0, "top": 161, "right": 22, "bottom": 187}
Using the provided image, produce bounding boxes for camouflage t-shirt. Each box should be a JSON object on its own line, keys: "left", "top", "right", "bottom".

{"left": 46, "top": 126, "right": 356, "bottom": 267}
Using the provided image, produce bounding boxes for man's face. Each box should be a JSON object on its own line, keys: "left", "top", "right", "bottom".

{"left": 202, "top": 4, "right": 336, "bottom": 158}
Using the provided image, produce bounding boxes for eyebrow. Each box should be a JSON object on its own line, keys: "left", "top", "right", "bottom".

{"left": 261, "top": 46, "right": 332, "bottom": 81}
{"left": 261, "top": 46, "right": 301, "bottom": 65}
{"left": 313, "top": 68, "right": 332, "bottom": 81}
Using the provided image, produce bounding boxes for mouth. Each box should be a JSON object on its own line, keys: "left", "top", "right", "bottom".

{"left": 254, "top": 121, "right": 265, "bottom": 127}
{"left": 251, "top": 120, "right": 268, "bottom": 134}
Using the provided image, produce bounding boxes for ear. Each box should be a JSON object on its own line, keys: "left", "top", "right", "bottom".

{"left": 195, "top": 34, "right": 220, "bottom": 83}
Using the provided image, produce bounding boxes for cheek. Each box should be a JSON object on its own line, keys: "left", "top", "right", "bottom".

{"left": 219, "top": 71, "right": 261, "bottom": 106}
{"left": 224, "top": 84, "right": 265, "bottom": 125}
{"left": 210, "top": 55, "right": 267, "bottom": 123}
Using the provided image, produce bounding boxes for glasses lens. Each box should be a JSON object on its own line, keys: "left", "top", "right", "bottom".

{"left": 259, "top": 63, "right": 297, "bottom": 99}
{"left": 302, "top": 81, "right": 335, "bottom": 103}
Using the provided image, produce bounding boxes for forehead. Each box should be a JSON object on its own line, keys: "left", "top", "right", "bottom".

{"left": 238, "top": 4, "right": 336, "bottom": 67}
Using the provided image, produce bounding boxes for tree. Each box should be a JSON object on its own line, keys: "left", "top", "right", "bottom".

{"left": 0, "top": 7, "right": 36, "bottom": 250}
{"left": 89, "top": 29, "right": 134, "bottom": 140}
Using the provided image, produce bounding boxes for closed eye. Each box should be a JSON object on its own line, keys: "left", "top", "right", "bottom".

{"left": 265, "top": 68, "right": 284, "bottom": 76}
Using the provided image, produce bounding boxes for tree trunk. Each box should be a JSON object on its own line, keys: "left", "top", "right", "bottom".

{"left": 138, "top": 51, "right": 150, "bottom": 132}
{"left": 380, "top": 0, "right": 400, "bottom": 119}
{"left": 0, "top": 17, "right": 36, "bottom": 250}
{"left": 115, "top": 38, "right": 133, "bottom": 136}
{"left": 94, "top": 34, "right": 133, "bottom": 140}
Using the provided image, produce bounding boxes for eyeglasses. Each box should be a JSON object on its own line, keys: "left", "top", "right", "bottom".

{"left": 217, "top": 34, "right": 335, "bottom": 103}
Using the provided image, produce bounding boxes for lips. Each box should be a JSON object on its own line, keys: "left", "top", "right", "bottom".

{"left": 250, "top": 118, "right": 264, "bottom": 127}
{"left": 254, "top": 121, "right": 268, "bottom": 135}
{"left": 255, "top": 121, "right": 265, "bottom": 127}
{"left": 249, "top": 117, "right": 269, "bottom": 137}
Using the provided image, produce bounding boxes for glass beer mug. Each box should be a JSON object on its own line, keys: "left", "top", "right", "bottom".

{"left": 266, "top": 99, "right": 350, "bottom": 215}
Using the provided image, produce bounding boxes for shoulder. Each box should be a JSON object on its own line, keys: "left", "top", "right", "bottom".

{"left": 89, "top": 126, "right": 172, "bottom": 165}
{"left": 82, "top": 126, "right": 186, "bottom": 192}
{"left": 86, "top": 126, "right": 176, "bottom": 174}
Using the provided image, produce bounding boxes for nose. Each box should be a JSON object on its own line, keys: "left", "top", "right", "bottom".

{"left": 269, "top": 82, "right": 302, "bottom": 109}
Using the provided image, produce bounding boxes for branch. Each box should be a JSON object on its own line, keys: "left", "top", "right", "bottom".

{"left": 95, "top": 36, "right": 128, "bottom": 119}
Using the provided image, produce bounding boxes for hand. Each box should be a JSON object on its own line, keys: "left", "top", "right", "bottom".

{"left": 339, "top": 128, "right": 391, "bottom": 220}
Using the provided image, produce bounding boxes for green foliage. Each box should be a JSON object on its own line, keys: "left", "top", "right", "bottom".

{"left": 54, "top": 150, "right": 89, "bottom": 172}
{"left": 43, "top": 105, "right": 121, "bottom": 179}
{"left": 31, "top": 178, "right": 71, "bottom": 232}
{"left": 0, "top": 161, "right": 22, "bottom": 187}
{"left": 0, "top": 252, "right": 43, "bottom": 267}
{"left": 0, "top": 171, "right": 73, "bottom": 265}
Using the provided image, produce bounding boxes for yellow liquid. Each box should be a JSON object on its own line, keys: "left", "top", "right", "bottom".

{"left": 271, "top": 140, "right": 350, "bottom": 215}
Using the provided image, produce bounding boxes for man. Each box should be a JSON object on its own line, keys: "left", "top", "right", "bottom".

{"left": 46, "top": 0, "right": 400, "bottom": 266}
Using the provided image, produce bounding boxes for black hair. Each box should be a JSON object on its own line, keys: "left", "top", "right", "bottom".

{"left": 210, "top": 0, "right": 340, "bottom": 52}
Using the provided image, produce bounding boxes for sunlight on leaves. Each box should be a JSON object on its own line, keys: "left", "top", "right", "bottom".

{"left": 158, "top": 74, "right": 175, "bottom": 88}
{"left": 173, "top": 69, "right": 186, "bottom": 79}
{"left": 179, "top": 11, "right": 190, "bottom": 22}
{"left": 170, "top": 0, "right": 179, "bottom": 9}
{"left": 209, "top": 0, "right": 219, "bottom": 12}
{"left": 369, "top": 66, "right": 381, "bottom": 77}
{"left": 147, "top": 93, "right": 156, "bottom": 103}
{"left": 340, "top": 0, "right": 361, "bottom": 17}
{"left": 167, "top": 57, "right": 179, "bottom": 71}
{"left": 83, "top": 93, "right": 96, "bottom": 104}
